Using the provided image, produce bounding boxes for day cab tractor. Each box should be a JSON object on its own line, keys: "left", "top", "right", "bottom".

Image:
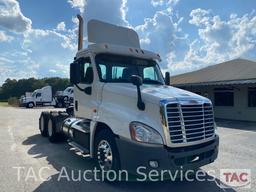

{"left": 39, "top": 14, "right": 219, "bottom": 177}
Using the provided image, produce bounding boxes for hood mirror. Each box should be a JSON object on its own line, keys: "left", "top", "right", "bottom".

{"left": 130, "top": 75, "right": 145, "bottom": 111}
{"left": 131, "top": 75, "right": 142, "bottom": 86}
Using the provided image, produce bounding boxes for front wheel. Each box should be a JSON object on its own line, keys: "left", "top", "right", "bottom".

{"left": 57, "top": 102, "right": 63, "bottom": 108}
{"left": 27, "top": 102, "right": 34, "bottom": 108}
{"left": 94, "top": 130, "right": 120, "bottom": 172}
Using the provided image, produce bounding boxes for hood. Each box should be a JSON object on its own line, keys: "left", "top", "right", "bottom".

{"left": 23, "top": 96, "right": 34, "bottom": 102}
{"left": 104, "top": 83, "right": 210, "bottom": 104}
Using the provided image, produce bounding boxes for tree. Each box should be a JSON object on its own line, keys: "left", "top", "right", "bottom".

{"left": 0, "top": 77, "right": 70, "bottom": 101}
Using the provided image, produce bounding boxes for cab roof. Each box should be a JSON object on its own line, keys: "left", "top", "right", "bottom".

{"left": 76, "top": 19, "right": 161, "bottom": 61}
{"left": 76, "top": 44, "right": 161, "bottom": 61}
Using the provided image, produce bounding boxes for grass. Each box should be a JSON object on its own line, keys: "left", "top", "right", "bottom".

{"left": 0, "top": 102, "right": 9, "bottom": 107}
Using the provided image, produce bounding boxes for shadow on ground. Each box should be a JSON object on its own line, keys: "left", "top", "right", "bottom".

{"left": 23, "top": 134, "right": 235, "bottom": 192}
{"left": 216, "top": 118, "right": 256, "bottom": 132}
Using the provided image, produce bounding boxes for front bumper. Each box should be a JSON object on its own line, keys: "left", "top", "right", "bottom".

{"left": 115, "top": 135, "right": 219, "bottom": 175}
{"left": 19, "top": 102, "right": 26, "bottom": 107}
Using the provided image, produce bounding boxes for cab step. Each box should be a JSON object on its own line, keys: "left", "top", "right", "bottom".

{"left": 68, "top": 140, "right": 90, "bottom": 154}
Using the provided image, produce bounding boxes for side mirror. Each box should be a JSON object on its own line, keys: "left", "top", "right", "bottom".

{"left": 130, "top": 75, "right": 143, "bottom": 86}
{"left": 70, "top": 62, "right": 81, "bottom": 84}
{"left": 165, "top": 72, "right": 170, "bottom": 85}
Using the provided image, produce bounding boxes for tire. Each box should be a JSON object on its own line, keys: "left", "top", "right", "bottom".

{"left": 26, "top": 102, "right": 34, "bottom": 108}
{"left": 94, "top": 129, "right": 120, "bottom": 173}
{"left": 47, "top": 113, "right": 59, "bottom": 143}
{"left": 57, "top": 102, "right": 63, "bottom": 108}
{"left": 39, "top": 112, "right": 50, "bottom": 137}
{"left": 48, "top": 112, "right": 69, "bottom": 143}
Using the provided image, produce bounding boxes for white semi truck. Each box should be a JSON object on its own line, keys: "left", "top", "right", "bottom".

{"left": 21, "top": 86, "right": 55, "bottom": 108}
{"left": 39, "top": 15, "right": 219, "bottom": 176}
{"left": 54, "top": 86, "right": 74, "bottom": 108}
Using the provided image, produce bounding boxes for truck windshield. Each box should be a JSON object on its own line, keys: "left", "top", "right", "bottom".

{"left": 32, "top": 92, "right": 37, "bottom": 97}
{"left": 95, "top": 54, "right": 164, "bottom": 85}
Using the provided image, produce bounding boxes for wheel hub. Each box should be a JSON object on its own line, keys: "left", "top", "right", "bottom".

{"left": 97, "top": 140, "right": 113, "bottom": 171}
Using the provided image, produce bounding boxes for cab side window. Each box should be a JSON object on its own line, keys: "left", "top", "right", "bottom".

{"left": 36, "top": 93, "right": 41, "bottom": 98}
{"left": 79, "top": 57, "right": 93, "bottom": 84}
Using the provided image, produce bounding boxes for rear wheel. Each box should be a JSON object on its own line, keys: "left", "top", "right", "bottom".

{"left": 48, "top": 112, "right": 69, "bottom": 143}
{"left": 39, "top": 112, "right": 50, "bottom": 137}
{"left": 48, "top": 113, "right": 59, "bottom": 143}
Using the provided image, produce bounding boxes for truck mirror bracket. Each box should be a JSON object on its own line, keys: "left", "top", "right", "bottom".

{"left": 131, "top": 75, "right": 145, "bottom": 111}
{"left": 136, "top": 86, "right": 145, "bottom": 111}
{"left": 165, "top": 72, "right": 170, "bottom": 85}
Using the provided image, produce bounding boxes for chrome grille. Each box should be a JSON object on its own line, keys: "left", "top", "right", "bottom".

{"left": 166, "top": 103, "right": 215, "bottom": 144}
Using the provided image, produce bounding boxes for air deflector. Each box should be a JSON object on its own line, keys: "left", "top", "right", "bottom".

{"left": 87, "top": 19, "right": 140, "bottom": 48}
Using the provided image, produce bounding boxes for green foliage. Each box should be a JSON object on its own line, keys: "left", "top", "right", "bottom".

{"left": 0, "top": 77, "right": 70, "bottom": 101}
{"left": 8, "top": 97, "right": 19, "bottom": 107}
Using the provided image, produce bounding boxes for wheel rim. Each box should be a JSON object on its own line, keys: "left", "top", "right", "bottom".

{"left": 97, "top": 140, "right": 113, "bottom": 171}
{"left": 29, "top": 103, "right": 33, "bottom": 107}
{"left": 40, "top": 117, "right": 44, "bottom": 132}
{"left": 48, "top": 119, "right": 53, "bottom": 137}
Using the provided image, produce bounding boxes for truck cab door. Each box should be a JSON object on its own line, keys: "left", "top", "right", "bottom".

{"left": 74, "top": 56, "right": 96, "bottom": 119}
{"left": 36, "top": 93, "right": 42, "bottom": 104}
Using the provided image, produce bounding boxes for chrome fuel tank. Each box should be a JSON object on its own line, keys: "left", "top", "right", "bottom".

{"left": 62, "top": 117, "right": 90, "bottom": 139}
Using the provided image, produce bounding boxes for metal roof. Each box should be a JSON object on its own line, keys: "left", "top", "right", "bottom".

{"left": 171, "top": 59, "right": 256, "bottom": 86}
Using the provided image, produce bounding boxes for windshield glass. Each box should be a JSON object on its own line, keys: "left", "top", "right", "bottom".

{"left": 95, "top": 54, "right": 164, "bottom": 85}
{"left": 32, "top": 91, "right": 37, "bottom": 97}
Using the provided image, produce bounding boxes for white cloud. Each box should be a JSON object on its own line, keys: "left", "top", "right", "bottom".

{"left": 20, "top": 27, "right": 76, "bottom": 77}
{"left": 120, "top": 0, "right": 129, "bottom": 25}
{"left": 189, "top": 8, "right": 212, "bottom": 27}
{"left": 151, "top": 0, "right": 179, "bottom": 7}
{"left": 0, "top": 0, "right": 32, "bottom": 33}
{"left": 82, "top": 0, "right": 128, "bottom": 26}
{"left": 0, "top": 56, "right": 14, "bottom": 64}
{"left": 56, "top": 22, "right": 66, "bottom": 31}
{"left": 67, "top": 0, "right": 86, "bottom": 13}
{"left": 49, "top": 69, "right": 57, "bottom": 73}
{"left": 170, "top": 9, "right": 256, "bottom": 75}
{"left": 0, "top": 30, "right": 13, "bottom": 42}
{"left": 135, "top": 8, "right": 187, "bottom": 68}
{"left": 0, "top": 52, "right": 39, "bottom": 84}
{"left": 24, "top": 27, "right": 77, "bottom": 51}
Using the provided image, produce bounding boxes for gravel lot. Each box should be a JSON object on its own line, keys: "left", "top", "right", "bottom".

{"left": 0, "top": 106, "right": 255, "bottom": 192}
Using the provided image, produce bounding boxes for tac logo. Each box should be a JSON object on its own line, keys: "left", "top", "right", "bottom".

{"left": 219, "top": 169, "right": 251, "bottom": 189}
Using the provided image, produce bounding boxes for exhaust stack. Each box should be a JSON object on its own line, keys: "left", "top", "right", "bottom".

{"left": 77, "top": 14, "right": 83, "bottom": 51}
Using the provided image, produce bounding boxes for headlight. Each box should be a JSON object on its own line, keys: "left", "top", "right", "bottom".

{"left": 129, "top": 122, "right": 163, "bottom": 144}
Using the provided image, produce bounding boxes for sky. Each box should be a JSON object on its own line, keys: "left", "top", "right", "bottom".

{"left": 0, "top": 0, "right": 256, "bottom": 84}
